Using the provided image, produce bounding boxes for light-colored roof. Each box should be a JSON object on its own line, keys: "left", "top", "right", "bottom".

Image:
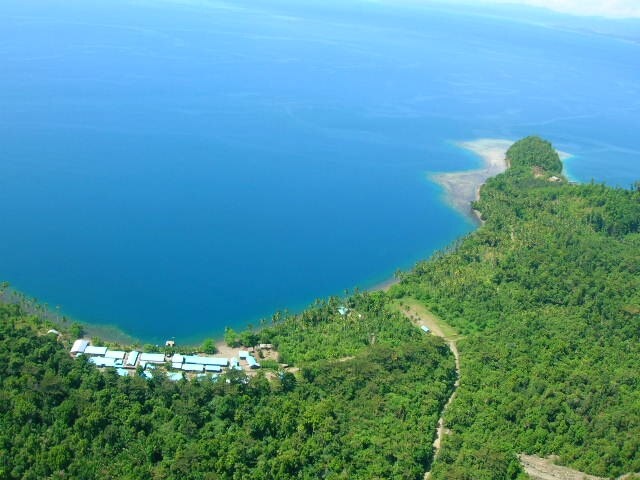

{"left": 90, "top": 357, "right": 117, "bottom": 367}
{"left": 84, "top": 346, "right": 108, "bottom": 356}
{"left": 142, "top": 370, "right": 153, "bottom": 379}
{"left": 182, "top": 363, "right": 204, "bottom": 372}
{"left": 171, "top": 362, "right": 184, "bottom": 369}
{"left": 167, "top": 372, "right": 183, "bottom": 381}
{"left": 70, "top": 339, "right": 89, "bottom": 354}
{"left": 140, "top": 353, "right": 165, "bottom": 363}
{"left": 105, "top": 350, "right": 126, "bottom": 359}
{"left": 47, "top": 329, "right": 61, "bottom": 335}
{"left": 205, "top": 365, "right": 222, "bottom": 372}
{"left": 183, "top": 355, "right": 228, "bottom": 366}
{"left": 126, "top": 351, "right": 139, "bottom": 366}
{"left": 172, "top": 354, "right": 184, "bottom": 364}
{"left": 338, "top": 307, "right": 349, "bottom": 315}
{"left": 116, "top": 368, "right": 129, "bottom": 377}
{"left": 421, "top": 325, "right": 431, "bottom": 333}
{"left": 238, "top": 350, "right": 249, "bottom": 358}
{"left": 246, "top": 355, "right": 260, "bottom": 368}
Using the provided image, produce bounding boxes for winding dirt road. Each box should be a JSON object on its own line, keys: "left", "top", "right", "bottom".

{"left": 393, "top": 298, "right": 461, "bottom": 479}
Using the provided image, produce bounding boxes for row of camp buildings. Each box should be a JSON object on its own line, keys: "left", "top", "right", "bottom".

{"left": 70, "top": 339, "right": 261, "bottom": 378}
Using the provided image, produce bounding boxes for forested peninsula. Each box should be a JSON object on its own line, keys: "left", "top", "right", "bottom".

{"left": 2, "top": 137, "right": 639, "bottom": 479}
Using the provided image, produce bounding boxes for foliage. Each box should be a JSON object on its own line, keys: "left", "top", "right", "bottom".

{"left": 69, "top": 322, "right": 83, "bottom": 338}
{"left": 392, "top": 137, "right": 640, "bottom": 477}
{"left": 224, "top": 327, "right": 241, "bottom": 347}
{"left": 258, "top": 292, "right": 425, "bottom": 365}
{"left": 0, "top": 301, "right": 454, "bottom": 479}
{"left": 201, "top": 338, "right": 217, "bottom": 354}
{"left": 3, "top": 135, "right": 638, "bottom": 478}
{"left": 506, "top": 136, "right": 563, "bottom": 174}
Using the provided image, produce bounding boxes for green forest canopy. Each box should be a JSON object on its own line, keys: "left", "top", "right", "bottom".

{"left": 0, "top": 295, "right": 454, "bottom": 480}
{"left": 505, "top": 135, "right": 563, "bottom": 174}
{"left": 391, "top": 135, "right": 640, "bottom": 478}
{"left": 2, "top": 135, "right": 639, "bottom": 479}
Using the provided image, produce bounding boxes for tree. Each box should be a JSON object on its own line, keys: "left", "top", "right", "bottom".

{"left": 201, "top": 338, "right": 216, "bottom": 354}
{"left": 224, "top": 327, "right": 240, "bottom": 347}
{"left": 70, "top": 322, "right": 84, "bottom": 338}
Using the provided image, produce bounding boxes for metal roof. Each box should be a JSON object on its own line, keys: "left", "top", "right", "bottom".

{"left": 140, "top": 353, "right": 165, "bottom": 363}
{"left": 84, "top": 346, "right": 108, "bottom": 356}
{"left": 183, "top": 355, "right": 228, "bottom": 366}
{"left": 421, "top": 325, "right": 431, "bottom": 333}
{"left": 70, "top": 339, "right": 89, "bottom": 354}
{"left": 90, "top": 357, "right": 117, "bottom": 367}
{"left": 238, "top": 350, "right": 249, "bottom": 358}
{"left": 116, "top": 368, "right": 129, "bottom": 377}
{"left": 105, "top": 350, "right": 126, "bottom": 359}
{"left": 166, "top": 372, "right": 184, "bottom": 381}
{"left": 126, "top": 351, "right": 139, "bottom": 366}
{"left": 246, "top": 356, "right": 260, "bottom": 368}
{"left": 172, "top": 354, "right": 184, "bottom": 364}
{"left": 205, "top": 365, "right": 222, "bottom": 372}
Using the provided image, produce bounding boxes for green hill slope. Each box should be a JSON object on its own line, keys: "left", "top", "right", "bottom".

{"left": 391, "top": 136, "right": 640, "bottom": 478}
{"left": 0, "top": 295, "right": 454, "bottom": 480}
{"left": 2, "top": 136, "right": 639, "bottom": 479}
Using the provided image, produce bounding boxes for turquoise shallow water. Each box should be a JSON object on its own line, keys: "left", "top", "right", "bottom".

{"left": 1, "top": 0, "right": 639, "bottom": 342}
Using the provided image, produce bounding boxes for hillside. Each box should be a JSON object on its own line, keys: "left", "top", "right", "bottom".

{"left": 391, "top": 136, "right": 640, "bottom": 478}
{"left": 1, "top": 136, "right": 639, "bottom": 479}
{"left": 0, "top": 295, "right": 454, "bottom": 479}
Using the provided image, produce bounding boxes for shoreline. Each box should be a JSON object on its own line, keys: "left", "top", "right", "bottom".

{"left": 368, "top": 276, "right": 400, "bottom": 293}
{"left": 430, "top": 139, "right": 574, "bottom": 222}
{"left": 429, "top": 139, "right": 513, "bottom": 222}
{"left": 5, "top": 137, "right": 545, "bottom": 345}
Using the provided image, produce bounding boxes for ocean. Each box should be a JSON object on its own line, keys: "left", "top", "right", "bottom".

{"left": 1, "top": 0, "right": 639, "bottom": 343}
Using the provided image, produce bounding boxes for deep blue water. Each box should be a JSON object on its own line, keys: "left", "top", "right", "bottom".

{"left": 1, "top": 0, "right": 639, "bottom": 342}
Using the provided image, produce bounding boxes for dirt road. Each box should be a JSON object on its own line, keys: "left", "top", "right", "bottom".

{"left": 393, "top": 298, "right": 461, "bottom": 479}
{"left": 519, "top": 454, "right": 607, "bottom": 480}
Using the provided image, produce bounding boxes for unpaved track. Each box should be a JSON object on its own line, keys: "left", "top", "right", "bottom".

{"left": 395, "top": 300, "right": 460, "bottom": 480}
{"left": 396, "top": 301, "right": 637, "bottom": 480}
{"left": 519, "top": 454, "right": 606, "bottom": 480}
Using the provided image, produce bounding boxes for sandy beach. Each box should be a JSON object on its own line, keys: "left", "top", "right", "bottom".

{"left": 430, "top": 139, "right": 513, "bottom": 222}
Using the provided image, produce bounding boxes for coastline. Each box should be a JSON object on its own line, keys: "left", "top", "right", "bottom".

{"left": 369, "top": 276, "right": 400, "bottom": 292}
{"left": 3, "top": 137, "right": 554, "bottom": 346}
{"left": 430, "top": 139, "right": 513, "bottom": 222}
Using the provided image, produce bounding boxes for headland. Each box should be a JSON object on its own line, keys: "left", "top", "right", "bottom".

{"left": 430, "top": 139, "right": 513, "bottom": 222}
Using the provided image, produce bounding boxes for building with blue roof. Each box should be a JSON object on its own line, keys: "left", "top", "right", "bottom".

{"left": 126, "top": 351, "right": 139, "bottom": 367}
{"left": 167, "top": 372, "right": 184, "bottom": 381}
{"left": 183, "top": 355, "right": 228, "bottom": 367}
{"left": 70, "top": 339, "right": 89, "bottom": 355}
{"left": 84, "top": 345, "right": 108, "bottom": 356}
{"left": 105, "top": 350, "right": 126, "bottom": 360}
{"left": 140, "top": 353, "right": 165, "bottom": 364}
{"left": 246, "top": 355, "right": 260, "bottom": 369}
{"left": 90, "top": 357, "right": 117, "bottom": 368}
